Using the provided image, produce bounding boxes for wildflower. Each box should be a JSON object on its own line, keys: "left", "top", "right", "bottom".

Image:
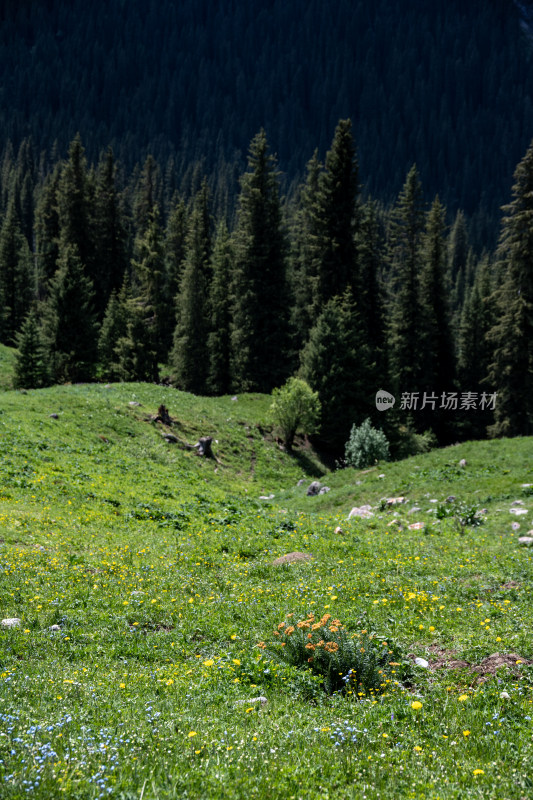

{"left": 311, "top": 623, "right": 321, "bottom": 631}
{"left": 329, "top": 626, "right": 339, "bottom": 632}
{"left": 119, "top": 683, "right": 126, "bottom": 689}
{"left": 257, "top": 642, "right": 266, "bottom": 649}
{"left": 324, "top": 642, "right": 339, "bottom": 653}
{"left": 297, "top": 621, "right": 309, "bottom": 629}
{"left": 285, "top": 626, "right": 295, "bottom": 635}
{"left": 277, "top": 622, "right": 286, "bottom": 630}
{"left": 414, "top": 745, "right": 422, "bottom": 751}
{"left": 305, "top": 644, "right": 315, "bottom": 650}
{"left": 458, "top": 694, "right": 468, "bottom": 702}
{"left": 232, "top": 659, "right": 241, "bottom": 665}
{"left": 188, "top": 731, "right": 197, "bottom": 738}
{"left": 473, "top": 769, "right": 484, "bottom": 775}
{"left": 463, "top": 730, "right": 470, "bottom": 737}
{"left": 203, "top": 660, "right": 214, "bottom": 667}
{"left": 411, "top": 701, "right": 423, "bottom": 710}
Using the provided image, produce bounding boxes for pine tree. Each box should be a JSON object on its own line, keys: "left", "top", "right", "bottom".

{"left": 387, "top": 165, "right": 426, "bottom": 403}
{"left": 456, "top": 256, "right": 496, "bottom": 438}
{"left": 487, "top": 140, "right": 533, "bottom": 436}
{"left": 0, "top": 201, "right": 35, "bottom": 344}
{"left": 14, "top": 308, "right": 50, "bottom": 389}
{"left": 355, "top": 200, "right": 387, "bottom": 404}
{"left": 171, "top": 181, "right": 212, "bottom": 393}
{"left": 208, "top": 221, "right": 233, "bottom": 394}
{"left": 43, "top": 238, "right": 98, "bottom": 383}
{"left": 98, "top": 289, "right": 127, "bottom": 380}
{"left": 131, "top": 206, "right": 167, "bottom": 361}
{"left": 163, "top": 194, "right": 188, "bottom": 350}
{"left": 92, "top": 147, "right": 129, "bottom": 316}
{"left": 418, "top": 196, "right": 455, "bottom": 439}
{"left": 56, "top": 135, "right": 94, "bottom": 279}
{"left": 231, "top": 129, "right": 290, "bottom": 392}
{"left": 314, "top": 119, "right": 360, "bottom": 308}
{"left": 34, "top": 164, "right": 61, "bottom": 297}
{"left": 133, "top": 155, "right": 162, "bottom": 235}
{"left": 290, "top": 150, "right": 322, "bottom": 348}
{"left": 299, "top": 291, "right": 371, "bottom": 452}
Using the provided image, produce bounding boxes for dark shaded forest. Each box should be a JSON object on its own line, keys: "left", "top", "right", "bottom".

{"left": 1, "top": 0, "right": 533, "bottom": 244}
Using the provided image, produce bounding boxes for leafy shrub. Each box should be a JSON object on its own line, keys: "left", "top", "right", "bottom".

{"left": 433, "top": 499, "right": 484, "bottom": 531}
{"left": 344, "top": 418, "right": 390, "bottom": 469}
{"left": 268, "top": 377, "right": 321, "bottom": 450}
{"left": 264, "top": 612, "right": 411, "bottom": 696}
{"left": 393, "top": 425, "right": 437, "bottom": 459}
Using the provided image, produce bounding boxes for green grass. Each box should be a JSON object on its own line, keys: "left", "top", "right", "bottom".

{"left": 0, "top": 383, "right": 532, "bottom": 799}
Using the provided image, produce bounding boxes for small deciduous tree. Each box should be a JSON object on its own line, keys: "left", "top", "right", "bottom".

{"left": 268, "top": 377, "right": 321, "bottom": 451}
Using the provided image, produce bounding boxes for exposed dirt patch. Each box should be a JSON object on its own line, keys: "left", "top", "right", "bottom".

{"left": 428, "top": 650, "right": 532, "bottom": 678}
{"left": 501, "top": 581, "right": 520, "bottom": 589}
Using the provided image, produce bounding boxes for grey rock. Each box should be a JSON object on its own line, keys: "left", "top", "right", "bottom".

{"left": 231, "top": 396, "right": 238, "bottom": 402}
{"left": 459, "top": 459, "right": 467, "bottom": 467}
{"left": 510, "top": 508, "right": 528, "bottom": 515}
{"left": 511, "top": 500, "right": 525, "bottom": 506}
{"left": 518, "top": 537, "right": 533, "bottom": 546}
{"left": 49, "top": 624, "right": 61, "bottom": 632}
{"left": 318, "top": 486, "right": 330, "bottom": 495}
{"left": 1, "top": 618, "right": 21, "bottom": 628}
{"left": 306, "top": 481, "right": 322, "bottom": 496}
{"left": 259, "top": 493, "right": 275, "bottom": 500}
{"left": 163, "top": 433, "right": 178, "bottom": 443}
{"left": 348, "top": 505, "right": 373, "bottom": 519}
{"left": 49, "top": 413, "right": 59, "bottom": 419}
{"left": 129, "top": 401, "right": 142, "bottom": 407}
{"left": 409, "top": 506, "right": 422, "bottom": 514}
{"left": 446, "top": 495, "right": 456, "bottom": 503}
{"left": 297, "top": 479, "right": 306, "bottom": 486}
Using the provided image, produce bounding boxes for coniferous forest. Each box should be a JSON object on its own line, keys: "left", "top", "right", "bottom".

{"left": 1, "top": 0, "right": 533, "bottom": 455}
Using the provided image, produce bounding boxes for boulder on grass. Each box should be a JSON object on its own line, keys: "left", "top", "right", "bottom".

{"left": 272, "top": 552, "right": 313, "bottom": 566}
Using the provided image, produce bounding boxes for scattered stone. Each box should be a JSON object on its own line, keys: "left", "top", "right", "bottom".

{"left": 510, "top": 508, "right": 528, "bottom": 515}
{"left": 129, "top": 401, "right": 142, "bottom": 406}
{"left": 480, "top": 508, "right": 488, "bottom": 515}
{"left": 162, "top": 433, "right": 179, "bottom": 443}
{"left": 318, "top": 486, "right": 330, "bottom": 495}
{"left": 104, "top": 384, "right": 112, "bottom": 389}
{"left": 355, "top": 480, "right": 362, "bottom": 485}
{"left": 297, "top": 479, "right": 306, "bottom": 486}
{"left": 130, "top": 590, "right": 145, "bottom": 597}
{"left": 378, "top": 474, "right": 385, "bottom": 478}
{"left": 306, "top": 481, "right": 322, "bottom": 496}
{"left": 459, "top": 459, "right": 467, "bottom": 467}
{"left": 408, "top": 522, "right": 425, "bottom": 530}
{"left": 272, "top": 552, "right": 313, "bottom": 566}
{"left": 446, "top": 495, "right": 456, "bottom": 503}
{"left": 237, "top": 696, "right": 268, "bottom": 707}
{"left": 49, "top": 624, "right": 61, "bottom": 632}
{"left": 512, "top": 522, "right": 521, "bottom": 530}
{"left": 259, "top": 493, "right": 275, "bottom": 500}
{"left": 385, "top": 497, "right": 405, "bottom": 506}
{"left": 414, "top": 657, "right": 429, "bottom": 669}
{"left": 49, "top": 413, "right": 59, "bottom": 419}
{"left": 511, "top": 500, "right": 525, "bottom": 506}
{"left": 334, "top": 526, "right": 344, "bottom": 535}
{"left": 1, "top": 618, "right": 21, "bottom": 628}
{"left": 521, "top": 484, "right": 533, "bottom": 488}
{"left": 348, "top": 505, "right": 373, "bottom": 519}
{"left": 231, "top": 396, "right": 238, "bottom": 402}
{"left": 518, "top": 537, "right": 533, "bottom": 546}
{"left": 409, "top": 506, "right": 422, "bottom": 514}
{"left": 500, "top": 691, "right": 510, "bottom": 699}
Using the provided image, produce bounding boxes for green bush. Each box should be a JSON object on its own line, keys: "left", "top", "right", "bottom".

{"left": 268, "top": 377, "right": 321, "bottom": 451}
{"left": 265, "top": 612, "right": 411, "bottom": 696}
{"left": 344, "top": 418, "right": 390, "bottom": 468}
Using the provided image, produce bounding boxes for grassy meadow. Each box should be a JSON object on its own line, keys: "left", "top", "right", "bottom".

{"left": 0, "top": 381, "right": 532, "bottom": 799}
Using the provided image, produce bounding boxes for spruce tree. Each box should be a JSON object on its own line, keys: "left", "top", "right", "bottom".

{"left": 487, "top": 140, "right": 533, "bottom": 436}
{"left": 14, "top": 308, "right": 50, "bottom": 389}
{"left": 34, "top": 164, "right": 61, "bottom": 296}
{"left": 0, "top": 201, "right": 35, "bottom": 344}
{"left": 299, "top": 291, "right": 371, "bottom": 452}
{"left": 456, "top": 256, "right": 496, "bottom": 438}
{"left": 163, "top": 194, "right": 188, "bottom": 349}
{"left": 98, "top": 289, "right": 127, "bottom": 381}
{"left": 56, "top": 135, "right": 94, "bottom": 279}
{"left": 92, "top": 147, "right": 129, "bottom": 316}
{"left": 418, "top": 196, "right": 455, "bottom": 439}
{"left": 231, "top": 129, "right": 290, "bottom": 392}
{"left": 387, "top": 165, "right": 426, "bottom": 404}
{"left": 131, "top": 206, "right": 167, "bottom": 361}
{"left": 208, "top": 221, "right": 233, "bottom": 394}
{"left": 171, "top": 181, "right": 212, "bottom": 394}
{"left": 290, "top": 150, "right": 322, "bottom": 348}
{"left": 314, "top": 119, "right": 360, "bottom": 308}
{"left": 43, "top": 238, "right": 98, "bottom": 383}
